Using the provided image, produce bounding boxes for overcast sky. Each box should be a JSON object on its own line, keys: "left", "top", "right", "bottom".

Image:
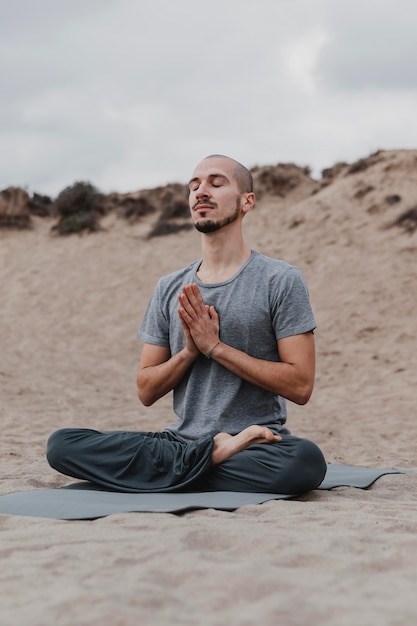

{"left": 1, "top": 0, "right": 417, "bottom": 197}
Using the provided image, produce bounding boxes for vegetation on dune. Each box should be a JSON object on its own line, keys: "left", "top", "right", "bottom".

{"left": 391, "top": 207, "right": 417, "bottom": 234}
{"left": 0, "top": 187, "right": 32, "bottom": 229}
{"left": 251, "top": 163, "right": 313, "bottom": 198}
{"left": 2, "top": 151, "right": 417, "bottom": 239}
{"left": 51, "top": 181, "right": 103, "bottom": 235}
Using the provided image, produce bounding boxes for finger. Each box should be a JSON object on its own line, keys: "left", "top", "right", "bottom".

{"left": 183, "top": 283, "right": 206, "bottom": 314}
{"left": 191, "top": 282, "right": 205, "bottom": 303}
{"left": 208, "top": 305, "right": 219, "bottom": 322}
{"left": 178, "top": 306, "right": 192, "bottom": 327}
{"left": 178, "top": 292, "right": 195, "bottom": 316}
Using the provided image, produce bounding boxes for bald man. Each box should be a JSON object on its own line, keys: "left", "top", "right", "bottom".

{"left": 47, "top": 155, "right": 326, "bottom": 494}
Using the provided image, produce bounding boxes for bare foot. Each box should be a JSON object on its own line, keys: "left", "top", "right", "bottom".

{"left": 211, "top": 425, "right": 282, "bottom": 465}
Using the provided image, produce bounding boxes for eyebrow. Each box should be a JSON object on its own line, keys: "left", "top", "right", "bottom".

{"left": 188, "top": 173, "right": 230, "bottom": 186}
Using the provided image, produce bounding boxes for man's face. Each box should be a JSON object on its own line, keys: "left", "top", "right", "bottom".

{"left": 188, "top": 157, "right": 243, "bottom": 233}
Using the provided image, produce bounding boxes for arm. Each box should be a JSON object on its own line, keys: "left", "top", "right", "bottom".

{"left": 137, "top": 295, "right": 202, "bottom": 406}
{"left": 209, "top": 332, "right": 315, "bottom": 405}
{"left": 137, "top": 343, "right": 198, "bottom": 406}
{"left": 178, "top": 283, "right": 315, "bottom": 405}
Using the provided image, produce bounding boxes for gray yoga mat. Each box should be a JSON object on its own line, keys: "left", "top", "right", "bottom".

{"left": 0, "top": 464, "right": 408, "bottom": 520}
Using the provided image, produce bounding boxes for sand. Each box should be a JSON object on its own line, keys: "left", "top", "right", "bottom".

{"left": 1, "top": 149, "right": 416, "bottom": 625}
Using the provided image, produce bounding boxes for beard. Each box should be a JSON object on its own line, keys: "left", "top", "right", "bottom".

{"left": 193, "top": 197, "right": 242, "bottom": 233}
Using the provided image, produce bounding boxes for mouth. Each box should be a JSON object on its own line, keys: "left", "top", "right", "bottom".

{"left": 193, "top": 202, "right": 216, "bottom": 213}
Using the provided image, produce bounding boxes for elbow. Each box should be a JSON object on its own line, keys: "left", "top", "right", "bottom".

{"left": 292, "top": 381, "right": 314, "bottom": 405}
{"left": 136, "top": 375, "right": 156, "bottom": 407}
{"left": 137, "top": 384, "right": 156, "bottom": 407}
{"left": 138, "top": 391, "right": 154, "bottom": 407}
{"left": 294, "top": 394, "right": 310, "bottom": 406}
{"left": 137, "top": 391, "right": 156, "bottom": 407}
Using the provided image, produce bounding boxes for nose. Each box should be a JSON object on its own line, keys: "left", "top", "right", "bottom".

{"left": 195, "top": 181, "right": 211, "bottom": 199}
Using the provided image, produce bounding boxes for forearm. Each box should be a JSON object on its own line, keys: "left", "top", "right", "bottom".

{"left": 137, "top": 348, "right": 198, "bottom": 406}
{"left": 210, "top": 341, "right": 314, "bottom": 405}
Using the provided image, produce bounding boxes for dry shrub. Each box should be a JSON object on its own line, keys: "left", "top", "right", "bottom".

{"left": 251, "top": 163, "right": 312, "bottom": 198}
{"left": 112, "top": 183, "right": 189, "bottom": 232}
{"left": 390, "top": 207, "right": 417, "bottom": 234}
{"left": 52, "top": 181, "right": 102, "bottom": 235}
{"left": 147, "top": 221, "right": 192, "bottom": 239}
{"left": 159, "top": 199, "right": 189, "bottom": 221}
{"left": 385, "top": 194, "right": 401, "bottom": 205}
{"left": 145, "top": 183, "right": 189, "bottom": 210}
{"left": 145, "top": 183, "right": 191, "bottom": 238}
{"left": 321, "top": 162, "right": 348, "bottom": 180}
{"left": 0, "top": 187, "right": 32, "bottom": 229}
{"left": 346, "top": 151, "right": 383, "bottom": 176}
{"left": 346, "top": 158, "right": 370, "bottom": 175}
{"left": 28, "top": 193, "right": 53, "bottom": 217}
{"left": 354, "top": 185, "right": 374, "bottom": 200}
{"left": 119, "top": 195, "right": 156, "bottom": 222}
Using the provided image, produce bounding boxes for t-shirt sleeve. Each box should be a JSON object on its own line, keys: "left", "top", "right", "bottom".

{"left": 271, "top": 266, "right": 316, "bottom": 339}
{"left": 137, "top": 280, "right": 170, "bottom": 347}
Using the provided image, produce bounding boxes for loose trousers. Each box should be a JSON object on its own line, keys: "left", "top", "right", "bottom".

{"left": 47, "top": 428, "right": 327, "bottom": 495}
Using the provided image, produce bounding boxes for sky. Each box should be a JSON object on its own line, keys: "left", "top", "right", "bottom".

{"left": 1, "top": 0, "right": 417, "bottom": 197}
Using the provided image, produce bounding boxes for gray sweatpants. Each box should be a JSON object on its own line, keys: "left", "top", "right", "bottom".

{"left": 46, "top": 428, "right": 326, "bottom": 495}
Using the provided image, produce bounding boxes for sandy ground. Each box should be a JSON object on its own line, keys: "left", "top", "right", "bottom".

{"left": 1, "top": 150, "right": 416, "bottom": 625}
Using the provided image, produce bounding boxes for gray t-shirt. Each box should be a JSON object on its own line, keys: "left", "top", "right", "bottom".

{"left": 137, "top": 250, "right": 316, "bottom": 440}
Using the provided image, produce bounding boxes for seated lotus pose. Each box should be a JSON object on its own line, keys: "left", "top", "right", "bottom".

{"left": 47, "top": 155, "right": 327, "bottom": 494}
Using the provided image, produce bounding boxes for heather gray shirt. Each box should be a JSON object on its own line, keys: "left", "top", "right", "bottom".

{"left": 137, "top": 250, "right": 316, "bottom": 440}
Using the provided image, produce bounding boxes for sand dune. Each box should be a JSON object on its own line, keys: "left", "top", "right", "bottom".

{"left": 1, "top": 149, "right": 416, "bottom": 625}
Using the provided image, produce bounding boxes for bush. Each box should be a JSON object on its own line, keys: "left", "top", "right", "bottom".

{"left": 52, "top": 181, "right": 101, "bottom": 235}
{"left": 0, "top": 187, "right": 32, "bottom": 229}
{"left": 159, "top": 199, "right": 189, "bottom": 221}
{"left": 54, "top": 211, "right": 100, "bottom": 235}
{"left": 28, "top": 193, "right": 53, "bottom": 217}
{"left": 346, "top": 151, "right": 383, "bottom": 176}
{"left": 385, "top": 194, "right": 401, "bottom": 205}
{"left": 120, "top": 196, "right": 156, "bottom": 222}
{"left": 147, "top": 221, "right": 192, "bottom": 239}
{"left": 321, "top": 162, "right": 348, "bottom": 179}
{"left": 391, "top": 207, "right": 417, "bottom": 234}
{"left": 346, "top": 158, "right": 369, "bottom": 175}
{"left": 251, "top": 163, "right": 311, "bottom": 197}
{"left": 354, "top": 185, "right": 374, "bottom": 200}
{"left": 54, "top": 181, "right": 99, "bottom": 216}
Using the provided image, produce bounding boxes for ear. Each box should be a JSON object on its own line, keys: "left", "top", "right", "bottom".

{"left": 241, "top": 192, "right": 255, "bottom": 216}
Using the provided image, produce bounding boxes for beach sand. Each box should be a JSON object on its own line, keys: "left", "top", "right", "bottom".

{"left": 1, "top": 150, "right": 416, "bottom": 625}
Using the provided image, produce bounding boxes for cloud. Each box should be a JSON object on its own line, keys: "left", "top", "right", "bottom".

{"left": 315, "top": 1, "right": 417, "bottom": 90}
{"left": 0, "top": 0, "right": 416, "bottom": 196}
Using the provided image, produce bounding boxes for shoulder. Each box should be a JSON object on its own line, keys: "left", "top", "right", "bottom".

{"left": 250, "top": 250, "right": 302, "bottom": 279}
{"left": 249, "top": 251, "right": 310, "bottom": 304}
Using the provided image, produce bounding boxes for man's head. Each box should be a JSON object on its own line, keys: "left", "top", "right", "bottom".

{"left": 188, "top": 155, "right": 255, "bottom": 234}
{"left": 203, "top": 154, "right": 253, "bottom": 193}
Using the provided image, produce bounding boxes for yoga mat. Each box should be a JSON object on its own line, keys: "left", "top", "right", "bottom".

{"left": 0, "top": 464, "right": 408, "bottom": 520}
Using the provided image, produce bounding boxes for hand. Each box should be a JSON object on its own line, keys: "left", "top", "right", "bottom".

{"left": 177, "top": 283, "right": 220, "bottom": 355}
{"left": 177, "top": 307, "right": 200, "bottom": 358}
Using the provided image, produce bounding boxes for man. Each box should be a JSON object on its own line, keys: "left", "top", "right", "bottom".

{"left": 47, "top": 155, "right": 326, "bottom": 494}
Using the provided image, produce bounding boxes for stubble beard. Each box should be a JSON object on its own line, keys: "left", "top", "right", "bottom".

{"left": 193, "top": 197, "right": 242, "bottom": 234}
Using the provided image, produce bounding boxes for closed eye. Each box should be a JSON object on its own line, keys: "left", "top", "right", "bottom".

{"left": 211, "top": 175, "right": 228, "bottom": 187}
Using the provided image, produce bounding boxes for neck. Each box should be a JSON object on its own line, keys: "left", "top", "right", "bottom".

{"left": 197, "top": 226, "right": 251, "bottom": 283}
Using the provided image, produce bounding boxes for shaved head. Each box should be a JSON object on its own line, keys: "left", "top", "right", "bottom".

{"left": 203, "top": 155, "right": 253, "bottom": 193}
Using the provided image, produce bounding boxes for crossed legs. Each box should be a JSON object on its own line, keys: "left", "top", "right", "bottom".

{"left": 47, "top": 426, "right": 326, "bottom": 494}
